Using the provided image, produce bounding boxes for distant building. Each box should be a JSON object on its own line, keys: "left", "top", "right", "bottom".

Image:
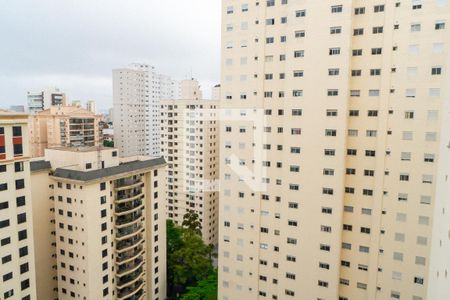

{"left": 27, "top": 88, "right": 66, "bottom": 114}
{"left": 161, "top": 80, "right": 219, "bottom": 244}
{"left": 29, "top": 106, "right": 103, "bottom": 157}
{"left": 71, "top": 100, "right": 82, "bottom": 107}
{"left": 211, "top": 84, "right": 221, "bottom": 101}
{"left": 30, "top": 147, "right": 167, "bottom": 300}
{"left": 0, "top": 110, "right": 38, "bottom": 300}
{"left": 86, "top": 100, "right": 96, "bottom": 113}
{"left": 113, "top": 63, "right": 180, "bottom": 158}
{"left": 9, "top": 105, "right": 25, "bottom": 112}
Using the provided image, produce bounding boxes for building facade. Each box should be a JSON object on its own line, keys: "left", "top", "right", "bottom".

{"left": 0, "top": 110, "right": 38, "bottom": 300}
{"left": 113, "top": 64, "right": 180, "bottom": 158}
{"left": 30, "top": 147, "right": 167, "bottom": 300}
{"left": 219, "top": 1, "right": 450, "bottom": 300}
{"left": 86, "top": 101, "right": 96, "bottom": 114}
{"left": 161, "top": 80, "right": 219, "bottom": 245}
{"left": 29, "top": 106, "right": 103, "bottom": 157}
{"left": 27, "top": 88, "right": 66, "bottom": 114}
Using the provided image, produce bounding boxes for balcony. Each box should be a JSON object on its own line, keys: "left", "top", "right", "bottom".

{"left": 116, "top": 211, "right": 143, "bottom": 227}
{"left": 117, "top": 257, "right": 144, "bottom": 277}
{"left": 116, "top": 189, "right": 144, "bottom": 204}
{"left": 116, "top": 266, "right": 144, "bottom": 289}
{"left": 116, "top": 234, "right": 143, "bottom": 252}
{"left": 116, "top": 177, "right": 143, "bottom": 189}
{"left": 116, "top": 246, "right": 144, "bottom": 264}
{"left": 116, "top": 223, "right": 144, "bottom": 240}
{"left": 117, "top": 280, "right": 145, "bottom": 300}
{"left": 116, "top": 199, "right": 143, "bottom": 214}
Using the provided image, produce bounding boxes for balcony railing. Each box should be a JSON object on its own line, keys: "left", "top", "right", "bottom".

{"left": 116, "top": 223, "right": 143, "bottom": 239}
{"left": 116, "top": 211, "right": 143, "bottom": 226}
{"left": 116, "top": 266, "right": 144, "bottom": 288}
{"left": 116, "top": 234, "right": 143, "bottom": 252}
{"left": 116, "top": 246, "right": 144, "bottom": 264}
{"left": 117, "top": 257, "right": 144, "bottom": 276}
{"left": 117, "top": 280, "right": 145, "bottom": 300}
{"left": 116, "top": 199, "right": 143, "bottom": 214}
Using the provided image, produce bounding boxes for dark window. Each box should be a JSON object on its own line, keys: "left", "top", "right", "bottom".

{"left": 14, "top": 162, "right": 24, "bottom": 172}
{"left": 13, "top": 144, "right": 23, "bottom": 156}
{"left": 19, "top": 246, "right": 28, "bottom": 257}
{"left": 100, "top": 182, "right": 106, "bottom": 190}
{"left": 21, "top": 279, "right": 30, "bottom": 290}
{"left": 12, "top": 126, "right": 22, "bottom": 136}
{"left": 0, "top": 127, "right": 4, "bottom": 134}
{"left": 0, "top": 219, "right": 10, "bottom": 228}
{"left": 2, "top": 255, "right": 12, "bottom": 264}
{"left": 86, "top": 163, "right": 92, "bottom": 169}
{"left": 17, "top": 213, "right": 26, "bottom": 224}
{"left": 112, "top": 151, "right": 117, "bottom": 157}
{"left": 3, "top": 272, "right": 13, "bottom": 281}
{"left": 22, "top": 295, "right": 31, "bottom": 300}
{"left": 100, "top": 196, "right": 106, "bottom": 204}
{"left": 0, "top": 201, "right": 8, "bottom": 210}
{"left": 101, "top": 236, "right": 107, "bottom": 245}
{"left": 101, "top": 222, "right": 107, "bottom": 231}
{"left": 101, "top": 209, "right": 107, "bottom": 218}
{"left": 103, "top": 275, "right": 108, "bottom": 283}
{"left": 102, "top": 249, "right": 107, "bottom": 258}
{"left": 103, "top": 288, "right": 109, "bottom": 296}
{"left": 18, "top": 229, "right": 27, "bottom": 241}
{"left": 20, "top": 263, "right": 29, "bottom": 274}
{"left": 0, "top": 183, "right": 7, "bottom": 191}
{"left": 15, "top": 179, "right": 25, "bottom": 190}
{"left": 102, "top": 262, "right": 108, "bottom": 271}
{"left": 1, "top": 237, "right": 11, "bottom": 246}
{"left": 4, "top": 289, "right": 14, "bottom": 299}
{"left": 16, "top": 196, "right": 25, "bottom": 207}
{"left": 0, "top": 165, "right": 6, "bottom": 172}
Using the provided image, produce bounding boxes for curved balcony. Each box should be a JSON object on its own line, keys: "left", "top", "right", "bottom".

{"left": 116, "top": 224, "right": 144, "bottom": 241}
{"left": 117, "top": 280, "right": 145, "bottom": 300}
{"left": 115, "top": 202, "right": 144, "bottom": 217}
{"left": 117, "top": 257, "right": 144, "bottom": 277}
{"left": 116, "top": 189, "right": 144, "bottom": 204}
{"left": 115, "top": 177, "right": 144, "bottom": 190}
{"left": 116, "top": 211, "right": 143, "bottom": 227}
{"left": 116, "top": 266, "right": 144, "bottom": 289}
{"left": 116, "top": 199, "right": 143, "bottom": 214}
{"left": 116, "top": 234, "right": 144, "bottom": 253}
{"left": 116, "top": 246, "right": 145, "bottom": 265}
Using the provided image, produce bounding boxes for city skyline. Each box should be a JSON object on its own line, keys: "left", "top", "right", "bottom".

{"left": 0, "top": 0, "right": 221, "bottom": 110}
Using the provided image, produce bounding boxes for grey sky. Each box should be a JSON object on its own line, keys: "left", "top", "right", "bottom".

{"left": 0, "top": 0, "right": 221, "bottom": 112}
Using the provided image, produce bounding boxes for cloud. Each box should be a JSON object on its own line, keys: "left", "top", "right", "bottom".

{"left": 0, "top": 0, "right": 221, "bottom": 111}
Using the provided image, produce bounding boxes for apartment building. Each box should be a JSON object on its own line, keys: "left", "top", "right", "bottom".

{"left": 0, "top": 110, "right": 37, "bottom": 300}
{"left": 219, "top": 1, "right": 450, "bottom": 300}
{"left": 113, "top": 64, "right": 180, "bottom": 158}
{"left": 30, "top": 147, "right": 167, "bottom": 300}
{"left": 86, "top": 100, "right": 96, "bottom": 114}
{"left": 27, "top": 88, "right": 66, "bottom": 114}
{"left": 29, "top": 105, "right": 103, "bottom": 158}
{"left": 161, "top": 80, "right": 219, "bottom": 244}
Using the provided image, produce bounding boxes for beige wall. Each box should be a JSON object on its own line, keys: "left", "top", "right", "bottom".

{"left": 219, "top": 1, "right": 450, "bottom": 300}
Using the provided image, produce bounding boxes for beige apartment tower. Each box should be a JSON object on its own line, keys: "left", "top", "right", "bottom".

{"left": 0, "top": 111, "right": 37, "bottom": 300}
{"left": 29, "top": 106, "right": 103, "bottom": 157}
{"left": 30, "top": 147, "right": 167, "bottom": 300}
{"left": 219, "top": 1, "right": 450, "bottom": 300}
{"left": 161, "top": 80, "right": 219, "bottom": 244}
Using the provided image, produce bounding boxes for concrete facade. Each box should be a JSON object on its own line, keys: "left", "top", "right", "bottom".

{"left": 161, "top": 80, "right": 219, "bottom": 245}
{"left": 27, "top": 88, "right": 66, "bottom": 114}
{"left": 219, "top": 1, "right": 450, "bottom": 300}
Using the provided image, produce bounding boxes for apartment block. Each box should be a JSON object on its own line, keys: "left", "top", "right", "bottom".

{"left": 219, "top": 1, "right": 450, "bottom": 300}
{"left": 0, "top": 110, "right": 37, "bottom": 300}
{"left": 29, "top": 106, "right": 103, "bottom": 157}
{"left": 113, "top": 64, "right": 180, "bottom": 158}
{"left": 30, "top": 147, "right": 167, "bottom": 300}
{"left": 27, "top": 88, "right": 66, "bottom": 114}
{"left": 86, "top": 101, "right": 96, "bottom": 114}
{"left": 161, "top": 80, "right": 219, "bottom": 244}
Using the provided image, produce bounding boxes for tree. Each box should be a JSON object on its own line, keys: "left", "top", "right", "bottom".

{"left": 166, "top": 220, "right": 215, "bottom": 299}
{"left": 103, "top": 140, "right": 114, "bottom": 147}
{"left": 181, "top": 271, "right": 218, "bottom": 300}
{"left": 182, "top": 211, "right": 202, "bottom": 235}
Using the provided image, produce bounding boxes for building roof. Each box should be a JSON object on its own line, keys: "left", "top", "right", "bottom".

{"left": 35, "top": 105, "right": 100, "bottom": 117}
{"left": 30, "top": 160, "right": 52, "bottom": 172}
{"left": 52, "top": 157, "right": 166, "bottom": 182}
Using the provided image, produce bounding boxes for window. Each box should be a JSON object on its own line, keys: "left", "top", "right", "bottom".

{"left": 329, "top": 48, "right": 341, "bottom": 55}
{"left": 435, "top": 21, "right": 445, "bottom": 30}
{"left": 294, "top": 50, "right": 304, "bottom": 58}
{"left": 352, "top": 49, "right": 363, "bottom": 56}
{"left": 293, "top": 90, "right": 303, "bottom": 97}
{"left": 354, "top": 7, "right": 365, "bottom": 15}
{"left": 328, "top": 89, "right": 338, "bottom": 96}
{"left": 353, "top": 28, "right": 364, "bottom": 36}
{"left": 374, "top": 4, "right": 385, "bottom": 12}
{"left": 328, "top": 68, "right": 340, "bottom": 76}
{"left": 16, "top": 196, "right": 25, "bottom": 206}
{"left": 331, "top": 5, "right": 343, "bottom": 13}
{"left": 17, "top": 213, "right": 26, "bottom": 224}
{"left": 432, "top": 67, "right": 442, "bottom": 75}
{"left": 411, "top": 23, "right": 421, "bottom": 32}
{"left": 295, "top": 30, "right": 305, "bottom": 38}
{"left": 371, "top": 48, "right": 382, "bottom": 55}
{"left": 295, "top": 10, "right": 306, "bottom": 17}
{"left": 293, "top": 70, "right": 304, "bottom": 77}
{"left": 373, "top": 26, "right": 383, "bottom": 34}
{"left": 414, "top": 277, "right": 424, "bottom": 285}
{"left": 15, "top": 179, "right": 25, "bottom": 190}
{"left": 330, "top": 26, "right": 342, "bottom": 34}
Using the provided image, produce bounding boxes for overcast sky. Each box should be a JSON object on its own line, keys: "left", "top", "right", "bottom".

{"left": 0, "top": 0, "right": 221, "bottom": 112}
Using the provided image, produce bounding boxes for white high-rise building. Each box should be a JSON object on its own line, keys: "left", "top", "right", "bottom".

{"left": 86, "top": 100, "right": 96, "bottom": 114}
{"left": 219, "top": 1, "right": 450, "bottom": 300}
{"left": 27, "top": 88, "right": 66, "bottom": 114}
{"left": 161, "top": 80, "right": 219, "bottom": 245}
{"left": 113, "top": 64, "right": 180, "bottom": 158}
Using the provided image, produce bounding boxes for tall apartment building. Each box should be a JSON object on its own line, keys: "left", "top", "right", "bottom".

{"left": 219, "top": 1, "right": 450, "bottom": 300}
{"left": 86, "top": 101, "right": 96, "bottom": 114}
{"left": 161, "top": 80, "right": 219, "bottom": 244}
{"left": 27, "top": 88, "right": 66, "bottom": 114}
{"left": 29, "top": 106, "right": 103, "bottom": 157}
{"left": 113, "top": 64, "right": 180, "bottom": 158}
{"left": 30, "top": 147, "right": 167, "bottom": 300}
{"left": 0, "top": 110, "right": 37, "bottom": 300}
